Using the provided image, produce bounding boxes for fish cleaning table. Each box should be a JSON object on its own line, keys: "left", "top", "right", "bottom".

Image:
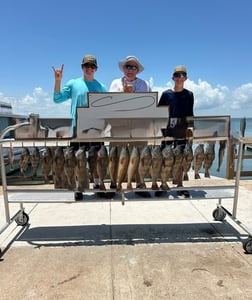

{"left": 0, "top": 93, "right": 252, "bottom": 253}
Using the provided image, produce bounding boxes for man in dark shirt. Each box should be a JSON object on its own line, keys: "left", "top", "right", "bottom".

{"left": 158, "top": 65, "right": 194, "bottom": 197}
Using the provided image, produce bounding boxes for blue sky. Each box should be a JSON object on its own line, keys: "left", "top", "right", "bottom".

{"left": 0, "top": 0, "right": 252, "bottom": 118}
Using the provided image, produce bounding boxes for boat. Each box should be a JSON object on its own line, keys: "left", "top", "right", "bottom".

{"left": 0, "top": 101, "right": 28, "bottom": 174}
{"left": 246, "top": 144, "right": 252, "bottom": 151}
{"left": 0, "top": 101, "right": 28, "bottom": 138}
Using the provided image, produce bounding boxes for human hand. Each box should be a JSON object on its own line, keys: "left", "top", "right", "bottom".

{"left": 52, "top": 64, "right": 64, "bottom": 81}
{"left": 123, "top": 81, "right": 134, "bottom": 92}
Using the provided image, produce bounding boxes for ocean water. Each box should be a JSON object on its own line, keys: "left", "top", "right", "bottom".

{"left": 231, "top": 117, "right": 252, "bottom": 137}
{"left": 230, "top": 117, "right": 252, "bottom": 177}
{"left": 199, "top": 117, "right": 252, "bottom": 179}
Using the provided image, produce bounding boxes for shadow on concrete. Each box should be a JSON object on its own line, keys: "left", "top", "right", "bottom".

{"left": 16, "top": 221, "right": 244, "bottom": 248}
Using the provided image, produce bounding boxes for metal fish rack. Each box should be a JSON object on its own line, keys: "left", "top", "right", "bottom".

{"left": 0, "top": 100, "right": 252, "bottom": 253}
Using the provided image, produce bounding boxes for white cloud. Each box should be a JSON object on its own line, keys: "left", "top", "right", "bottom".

{"left": 1, "top": 79, "right": 252, "bottom": 118}
{"left": 6, "top": 87, "right": 70, "bottom": 118}
{"left": 151, "top": 78, "right": 252, "bottom": 117}
{"left": 231, "top": 83, "right": 252, "bottom": 110}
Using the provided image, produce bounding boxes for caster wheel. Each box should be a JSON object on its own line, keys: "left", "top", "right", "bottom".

{"left": 243, "top": 238, "right": 252, "bottom": 254}
{"left": 74, "top": 192, "right": 83, "bottom": 200}
{"left": 212, "top": 208, "right": 226, "bottom": 221}
{"left": 15, "top": 212, "right": 29, "bottom": 226}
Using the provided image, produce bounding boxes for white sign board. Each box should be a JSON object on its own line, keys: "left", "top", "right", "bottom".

{"left": 75, "top": 93, "right": 230, "bottom": 141}
{"left": 76, "top": 92, "right": 168, "bottom": 139}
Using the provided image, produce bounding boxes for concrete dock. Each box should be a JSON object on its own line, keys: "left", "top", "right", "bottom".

{"left": 0, "top": 178, "right": 252, "bottom": 300}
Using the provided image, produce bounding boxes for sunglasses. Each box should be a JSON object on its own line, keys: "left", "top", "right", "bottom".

{"left": 83, "top": 63, "right": 97, "bottom": 69}
{"left": 173, "top": 72, "right": 187, "bottom": 78}
{"left": 124, "top": 64, "right": 138, "bottom": 70}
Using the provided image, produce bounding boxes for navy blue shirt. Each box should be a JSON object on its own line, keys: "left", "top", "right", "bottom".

{"left": 158, "top": 88, "right": 194, "bottom": 118}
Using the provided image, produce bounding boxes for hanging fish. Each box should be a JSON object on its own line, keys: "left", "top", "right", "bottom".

{"left": 160, "top": 144, "right": 174, "bottom": 190}
{"left": 53, "top": 146, "right": 66, "bottom": 188}
{"left": 96, "top": 145, "right": 109, "bottom": 191}
{"left": 216, "top": 140, "right": 227, "bottom": 172}
{"left": 240, "top": 117, "right": 246, "bottom": 137}
{"left": 109, "top": 146, "right": 119, "bottom": 189}
{"left": 87, "top": 146, "right": 99, "bottom": 186}
{"left": 150, "top": 145, "right": 162, "bottom": 190}
{"left": 227, "top": 139, "right": 238, "bottom": 177}
{"left": 138, "top": 145, "right": 152, "bottom": 189}
{"left": 172, "top": 144, "right": 184, "bottom": 184}
{"left": 117, "top": 146, "right": 130, "bottom": 192}
{"left": 19, "top": 147, "right": 30, "bottom": 177}
{"left": 41, "top": 147, "right": 53, "bottom": 184}
{"left": 182, "top": 142, "right": 194, "bottom": 181}
{"left": 127, "top": 146, "right": 140, "bottom": 190}
{"left": 75, "top": 147, "right": 88, "bottom": 192}
{"left": 203, "top": 142, "right": 215, "bottom": 178}
{"left": 64, "top": 146, "right": 77, "bottom": 190}
{"left": 8, "top": 146, "right": 15, "bottom": 171}
{"left": 31, "top": 147, "right": 40, "bottom": 178}
{"left": 193, "top": 144, "right": 205, "bottom": 179}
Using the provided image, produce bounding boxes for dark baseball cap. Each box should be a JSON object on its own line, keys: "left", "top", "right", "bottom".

{"left": 81, "top": 55, "right": 98, "bottom": 67}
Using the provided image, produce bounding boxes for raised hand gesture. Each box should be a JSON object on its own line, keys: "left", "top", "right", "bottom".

{"left": 52, "top": 64, "right": 64, "bottom": 81}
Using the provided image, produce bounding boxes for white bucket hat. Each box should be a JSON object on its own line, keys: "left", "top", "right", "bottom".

{"left": 118, "top": 56, "right": 144, "bottom": 73}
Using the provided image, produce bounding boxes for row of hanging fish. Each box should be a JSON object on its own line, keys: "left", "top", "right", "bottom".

{"left": 11, "top": 140, "right": 228, "bottom": 191}
{"left": 88, "top": 141, "right": 228, "bottom": 192}
{"left": 190, "top": 141, "right": 228, "bottom": 179}
{"left": 16, "top": 146, "right": 89, "bottom": 190}
{"left": 18, "top": 146, "right": 54, "bottom": 182}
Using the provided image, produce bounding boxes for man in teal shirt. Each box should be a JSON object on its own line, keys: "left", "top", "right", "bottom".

{"left": 52, "top": 54, "right": 107, "bottom": 128}
{"left": 52, "top": 55, "right": 107, "bottom": 199}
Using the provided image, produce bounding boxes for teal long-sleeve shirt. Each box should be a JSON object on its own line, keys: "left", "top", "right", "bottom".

{"left": 53, "top": 77, "right": 107, "bottom": 126}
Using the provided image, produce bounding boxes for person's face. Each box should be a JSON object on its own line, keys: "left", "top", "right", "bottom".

{"left": 172, "top": 72, "right": 187, "bottom": 83}
{"left": 123, "top": 63, "right": 138, "bottom": 81}
{"left": 82, "top": 63, "right": 97, "bottom": 76}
